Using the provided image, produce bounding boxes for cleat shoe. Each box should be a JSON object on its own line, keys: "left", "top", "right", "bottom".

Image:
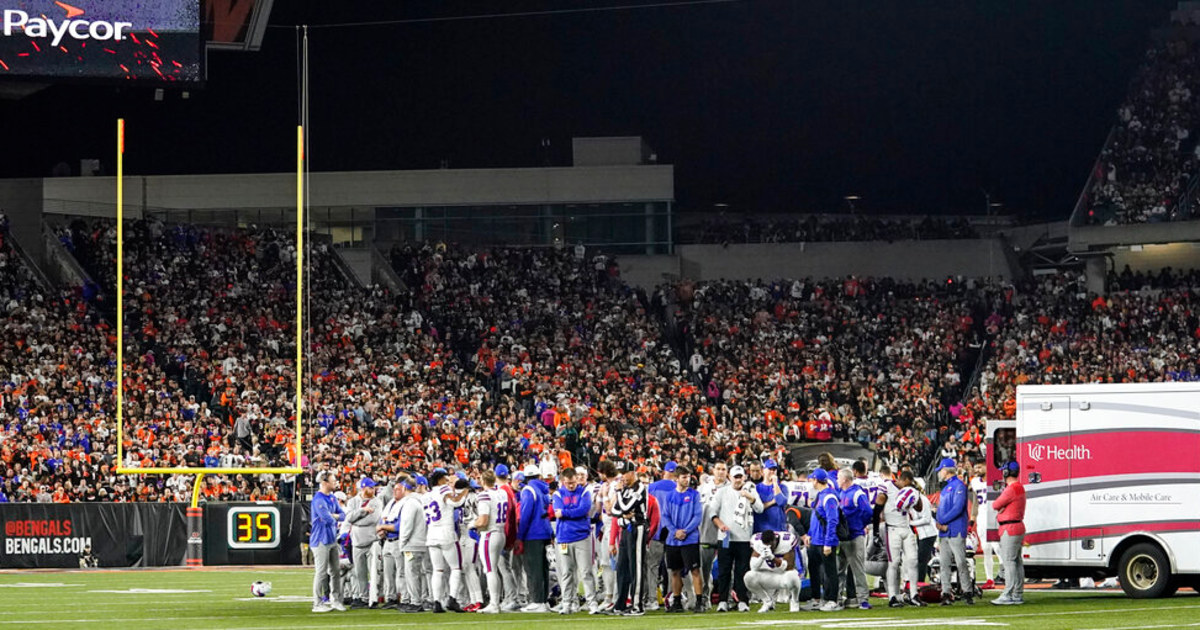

{"left": 889, "top": 597, "right": 905, "bottom": 608}
{"left": 737, "top": 602, "right": 750, "bottom": 612}
{"left": 311, "top": 604, "right": 332, "bottom": 613}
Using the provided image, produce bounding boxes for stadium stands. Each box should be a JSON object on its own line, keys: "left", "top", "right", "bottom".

{"left": 1083, "top": 35, "right": 1200, "bottom": 224}
{"left": 679, "top": 214, "right": 980, "bottom": 244}
{"left": 4, "top": 217, "right": 1200, "bottom": 503}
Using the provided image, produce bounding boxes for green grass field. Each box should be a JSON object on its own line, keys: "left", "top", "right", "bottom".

{"left": 1, "top": 568, "right": 1198, "bottom": 630}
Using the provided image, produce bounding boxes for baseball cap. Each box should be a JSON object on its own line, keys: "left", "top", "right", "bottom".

{"left": 808, "top": 469, "right": 829, "bottom": 484}
{"left": 334, "top": 491, "right": 348, "bottom": 501}
{"left": 358, "top": 477, "right": 376, "bottom": 489}
{"left": 494, "top": 464, "right": 510, "bottom": 478}
{"left": 523, "top": 464, "right": 540, "bottom": 477}
{"left": 729, "top": 465, "right": 746, "bottom": 478}
{"left": 456, "top": 471, "right": 468, "bottom": 481}
{"left": 415, "top": 475, "right": 429, "bottom": 487}
{"left": 937, "top": 458, "right": 957, "bottom": 472}
{"left": 763, "top": 459, "right": 778, "bottom": 470}
{"left": 514, "top": 472, "right": 526, "bottom": 483}
{"left": 1003, "top": 461, "right": 1020, "bottom": 478}
{"left": 664, "top": 461, "right": 678, "bottom": 473}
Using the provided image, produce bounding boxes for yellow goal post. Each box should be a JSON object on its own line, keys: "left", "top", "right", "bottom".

{"left": 114, "top": 120, "right": 306, "bottom": 500}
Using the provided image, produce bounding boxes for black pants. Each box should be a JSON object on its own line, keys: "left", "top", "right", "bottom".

{"left": 615, "top": 525, "right": 645, "bottom": 612}
{"left": 523, "top": 539, "right": 550, "bottom": 604}
{"left": 808, "top": 544, "right": 839, "bottom": 603}
{"left": 917, "top": 536, "right": 935, "bottom": 583}
{"left": 716, "top": 541, "right": 751, "bottom": 604}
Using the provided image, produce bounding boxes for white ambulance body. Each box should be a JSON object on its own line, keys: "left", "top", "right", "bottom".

{"left": 1012, "top": 382, "right": 1200, "bottom": 598}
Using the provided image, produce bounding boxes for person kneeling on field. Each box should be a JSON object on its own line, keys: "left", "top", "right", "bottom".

{"left": 746, "top": 530, "right": 804, "bottom": 613}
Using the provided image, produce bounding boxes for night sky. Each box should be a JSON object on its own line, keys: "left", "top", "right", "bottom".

{"left": 0, "top": 0, "right": 1181, "bottom": 219}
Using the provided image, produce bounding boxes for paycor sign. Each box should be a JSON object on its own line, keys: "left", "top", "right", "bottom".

{"left": 3, "top": 3, "right": 132, "bottom": 48}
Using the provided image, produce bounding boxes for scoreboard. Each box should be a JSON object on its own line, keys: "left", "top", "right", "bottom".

{"left": 0, "top": 0, "right": 201, "bottom": 82}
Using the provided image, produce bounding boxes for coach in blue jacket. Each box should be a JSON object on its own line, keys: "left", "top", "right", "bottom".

{"left": 803, "top": 469, "right": 841, "bottom": 611}
{"left": 660, "top": 465, "right": 703, "bottom": 612}
{"left": 935, "top": 458, "right": 974, "bottom": 605}
{"left": 837, "top": 468, "right": 873, "bottom": 609}
{"left": 552, "top": 467, "right": 597, "bottom": 613}
{"left": 517, "top": 464, "right": 553, "bottom": 611}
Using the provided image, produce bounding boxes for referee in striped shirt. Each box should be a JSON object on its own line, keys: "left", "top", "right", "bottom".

{"left": 609, "top": 463, "right": 649, "bottom": 616}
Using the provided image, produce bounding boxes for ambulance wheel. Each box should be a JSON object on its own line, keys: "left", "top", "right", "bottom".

{"left": 1118, "top": 543, "right": 1172, "bottom": 599}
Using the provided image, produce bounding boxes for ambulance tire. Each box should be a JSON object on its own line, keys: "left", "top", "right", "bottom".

{"left": 1118, "top": 543, "right": 1173, "bottom": 599}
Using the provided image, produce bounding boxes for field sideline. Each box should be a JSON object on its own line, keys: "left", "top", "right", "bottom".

{"left": 1, "top": 568, "right": 1198, "bottom": 630}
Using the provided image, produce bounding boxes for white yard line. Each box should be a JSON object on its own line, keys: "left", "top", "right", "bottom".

{"left": 4, "top": 601, "right": 1200, "bottom": 627}
{"left": 1077, "top": 623, "right": 1200, "bottom": 630}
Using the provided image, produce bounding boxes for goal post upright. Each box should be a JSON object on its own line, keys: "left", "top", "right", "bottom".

{"left": 114, "top": 119, "right": 305, "bottom": 482}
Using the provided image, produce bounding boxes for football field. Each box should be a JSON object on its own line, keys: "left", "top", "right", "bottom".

{"left": 1, "top": 569, "right": 1199, "bottom": 630}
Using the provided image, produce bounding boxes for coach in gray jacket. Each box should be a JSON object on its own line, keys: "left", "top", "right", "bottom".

{"left": 345, "top": 477, "right": 384, "bottom": 608}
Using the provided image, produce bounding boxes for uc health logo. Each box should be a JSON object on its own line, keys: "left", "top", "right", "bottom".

{"left": 3, "top": 2, "right": 133, "bottom": 48}
{"left": 1027, "top": 443, "right": 1092, "bottom": 462}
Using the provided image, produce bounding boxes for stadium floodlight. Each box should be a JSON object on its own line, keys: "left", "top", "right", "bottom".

{"left": 114, "top": 119, "right": 306, "bottom": 483}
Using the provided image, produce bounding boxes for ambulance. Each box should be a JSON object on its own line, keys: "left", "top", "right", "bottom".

{"left": 984, "top": 382, "right": 1200, "bottom": 598}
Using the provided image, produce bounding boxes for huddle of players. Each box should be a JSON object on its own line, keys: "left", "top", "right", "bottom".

{"left": 309, "top": 454, "right": 949, "bottom": 615}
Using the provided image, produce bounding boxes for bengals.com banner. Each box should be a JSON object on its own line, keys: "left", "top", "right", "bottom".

{"left": 0, "top": 503, "right": 186, "bottom": 568}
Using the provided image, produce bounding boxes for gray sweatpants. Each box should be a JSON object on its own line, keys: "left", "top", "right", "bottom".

{"left": 837, "top": 535, "right": 869, "bottom": 605}
{"left": 597, "top": 529, "right": 616, "bottom": 604}
{"left": 351, "top": 544, "right": 378, "bottom": 602}
{"left": 382, "top": 541, "right": 404, "bottom": 602}
{"left": 643, "top": 538, "right": 665, "bottom": 607}
{"left": 312, "top": 543, "right": 342, "bottom": 606}
{"left": 700, "top": 544, "right": 718, "bottom": 602}
{"left": 402, "top": 549, "right": 429, "bottom": 604}
{"left": 938, "top": 535, "right": 972, "bottom": 595}
{"left": 999, "top": 533, "right": 1025, "bottom": 601}
{"left": 556, "top": 538, "right": 598, "bottom": 608}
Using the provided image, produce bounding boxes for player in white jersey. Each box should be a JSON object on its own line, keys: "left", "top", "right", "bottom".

{"left": 877, "top": 470, "right": 924, "bottom": 607}
{"left": 971, "top": 464, "right": 1003, "bottom": 587}
{"left": 783, "top": 478, "right": 813, "bottom": 510}
{"left": 455, "top": 481, "right": 486, "bottom": 610}
{"left": 852, "top": 461, "right": 887, "bottom": 508}
{"left": 425, "top": 470, "right": 470, "bottom": 612}
{"left": 745, "top": 530, "right": 803, "bottom": 612}
{"left": 593, "top": 461, "right": 621, "bottom": 612}
{"left": 475, "top": 471, "right": 515, "bottom": 614}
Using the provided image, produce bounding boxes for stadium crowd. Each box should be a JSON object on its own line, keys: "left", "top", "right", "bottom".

{"left": 1084, "top": 35, "right": 1200, "bottom": 224}
{"left": 1, "top": 218, "right": 1198, "bottom": 511}
{"left": 680, "top": 215, "right": 980, "bottom": 245}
